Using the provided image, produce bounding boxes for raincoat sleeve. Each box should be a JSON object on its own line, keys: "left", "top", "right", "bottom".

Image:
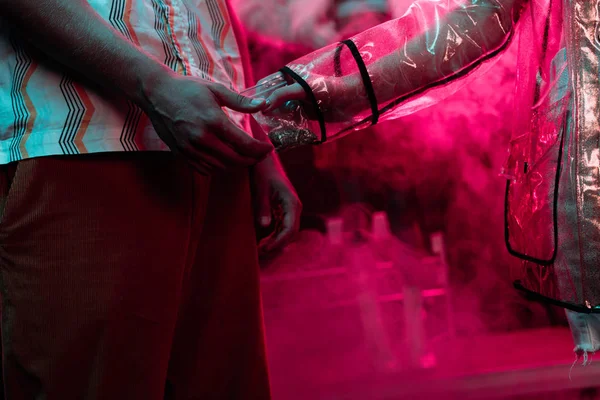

{"left": 246, "top": 0, "right": 529, "bottom": 150}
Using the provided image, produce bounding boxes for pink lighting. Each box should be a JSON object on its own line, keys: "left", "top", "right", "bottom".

{"left": 233, "top": 0, "right": 600, "bottom": 398}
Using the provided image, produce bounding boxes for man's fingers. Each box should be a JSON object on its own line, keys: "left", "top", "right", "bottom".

{"left": 263, "top": 84, "right": 306, "bottom": 112}
{"left": 265, "top": 205, "right": 301, "bottom": 252}
{"left": 211, "top": 84, "right": 266, "bottom": 113}
{"left": 148, "top": 96, "right": 272, "bottom": 169}
{"left": 265, "top": 214, "right": 296, "bottom": 252}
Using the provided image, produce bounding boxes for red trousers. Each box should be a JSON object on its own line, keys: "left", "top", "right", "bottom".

{"left": 0, "top": 152, "right": 270, "bottom": 399}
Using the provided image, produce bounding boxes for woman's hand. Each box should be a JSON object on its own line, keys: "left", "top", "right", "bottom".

{"left": 260, "top": 71, "right": 366, "bottom": 123}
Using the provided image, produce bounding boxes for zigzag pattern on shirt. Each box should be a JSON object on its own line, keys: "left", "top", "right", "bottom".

{"left": 151, "top": 0, "right": 180, "bottom": 71}
{"left": 186, "top": 6, "right": 212, "bottom": 79}
{"left": 58, "top": 76, "right": 95, "bottom": 155}
{"left": 207, "top": 0, "right": 237, "bottom": 89}
{"left": 110, "top": 0, "right": 158, "bottom": 151}
{"left": 119, "top": 100, "right": 145, "bottom": 152}
{"left": 109, "top": 0, "right": 140, "bottom": 45}
{"left": 8, "top": 35, "right": 37, "bottom": 162}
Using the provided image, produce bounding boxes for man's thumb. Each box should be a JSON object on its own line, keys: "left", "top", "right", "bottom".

{"left": 212, "top": 85, "right": 266, "bottom": 113}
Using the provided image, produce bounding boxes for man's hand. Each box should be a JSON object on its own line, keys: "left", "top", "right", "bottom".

{"left": 140, "top": 73, "right": 274, "bottom": 175}
{"left": 251, "top": 156, "right": 302, "bottom": 255}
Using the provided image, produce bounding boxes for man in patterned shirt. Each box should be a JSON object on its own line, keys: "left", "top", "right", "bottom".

{"left": 0, "top": 0, "right": 301, "bottom": 398}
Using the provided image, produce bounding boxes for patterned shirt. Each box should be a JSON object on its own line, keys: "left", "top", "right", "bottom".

{"left": 0, "top": 0, "right": 250, "bottom": 164}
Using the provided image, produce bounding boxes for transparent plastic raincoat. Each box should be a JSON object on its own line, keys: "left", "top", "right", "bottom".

{"left": 248, "top": 0, "right": 600, "bottom": 312}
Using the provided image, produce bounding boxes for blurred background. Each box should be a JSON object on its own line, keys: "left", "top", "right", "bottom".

{"left": 230, "top": 1, "right": 600, "bottom": 398}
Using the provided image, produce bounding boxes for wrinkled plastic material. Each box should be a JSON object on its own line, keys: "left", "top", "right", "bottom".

{"left": 249, "top": 0, "right": 525, "bottom": 150}
{"left": 509, "top": 0, "right": 600, "bottom": 312}
{"left": 249, "top": 0, "right": 600, "bottom": 311}
{"left": 504, "top": 0, "right": 568, "bottom": 302}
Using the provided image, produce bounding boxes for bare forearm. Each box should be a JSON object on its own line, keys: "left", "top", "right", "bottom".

{"left": 0, "top": 0, "right": 171, "bottom": 106}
